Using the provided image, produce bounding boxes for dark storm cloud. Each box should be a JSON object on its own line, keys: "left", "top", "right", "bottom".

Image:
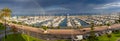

{"left": 0, "top": 0, "right": 120, "bottom": 15}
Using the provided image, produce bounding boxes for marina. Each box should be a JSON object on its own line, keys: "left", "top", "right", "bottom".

{"left": 9, "top": 16, "right": 91, "bottom": 28}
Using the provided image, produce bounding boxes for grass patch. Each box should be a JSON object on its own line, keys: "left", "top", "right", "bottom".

{"left": 97, "top": 32, "right": 120, "bottom": 41}
{"left": 2, "top": 34, "right": 45, "bottom": 41}
{"left": 97, "top": 34, "right": 114, "bottom": 41}
{"left": 85, "top": 32, "right": 120, "bottom": 41}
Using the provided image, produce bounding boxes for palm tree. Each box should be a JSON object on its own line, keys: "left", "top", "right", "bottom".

{"left": 1, "top": 7, "right": 12, "bottom": 39}
{"left": 1, "top": 8, "right": 12, "bottom": 18}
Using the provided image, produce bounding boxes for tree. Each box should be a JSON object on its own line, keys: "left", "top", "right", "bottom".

{"left": 88, "top": 22, "right": 98, "bottom": 41}
{"left": 79, "top": 26, "right": 83, "bottom": 29}
{"left": 0, "top": 23, "right": 5, "bottom": 30}
{"left": 106, "top": 23, "right": 110, "bottom": 26}
{"left": 42, "top": 26, "right": 48, "bottom": 33}
{"left": 57, "top": 26, "right": 60, "bottom": 29}
{"left": 91, "top": 22, "right": 94, "bottom": 31}
{"left": 106, "top": 23, "right": 112, "bottom": 41}
{"left": 42, "top": 26, "right": 48, "bottom": 30}
{"left": 107, "top": 33, "right": 112, "bottom": 41}
{"left": 115, "top": 20, "right": 119, "bottom": 24}
{"left": 0, "top": 8, "right": 12, "bottom": 39}
{"left": 17, "top": 22, "right": 22, "bottom": 25}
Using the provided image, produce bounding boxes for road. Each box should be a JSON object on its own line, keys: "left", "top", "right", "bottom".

{"left": 0, "top": 20, "right": 120, "bottom": 35}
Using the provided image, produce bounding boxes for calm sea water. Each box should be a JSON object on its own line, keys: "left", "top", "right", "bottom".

{"left": 32, "top": 17, "right": 90, "bottom": 28}
{"left": 59, "top": 18, "right": 67, "bottom": 27}
{"left": 75, "top": 18, "right": 90, "bottom": 27}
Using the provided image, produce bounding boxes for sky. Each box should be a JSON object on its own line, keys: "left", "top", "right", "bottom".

{"left": 0, "top": 0, "right": 120, "bottom": 15}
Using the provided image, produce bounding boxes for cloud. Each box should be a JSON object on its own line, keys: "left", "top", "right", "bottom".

{"left": 12, "top": 0, "right": 33, "bottom": 2}
{"left": 94, "top": 2, "right": 120, "bottom": 9}
{"left": 44, "top": 6, "right": 70, "bottom": 11}
{"left": 1, "top": 0, "right": 120, "bottom": 15}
